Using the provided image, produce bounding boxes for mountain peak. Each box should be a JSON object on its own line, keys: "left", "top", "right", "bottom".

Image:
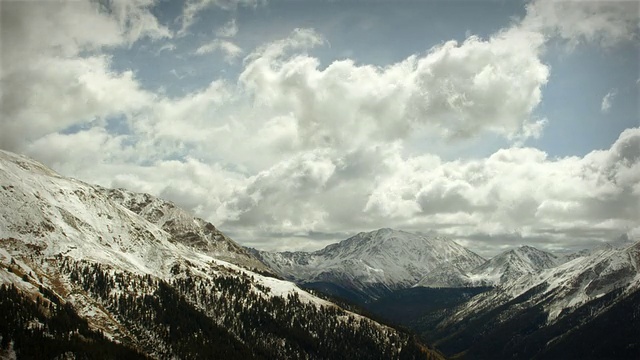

{"left": 254, "top": 229, "right": 486, "bottom": 296}
{"left": 0, "top": 149, "right": 268, "bottom": 274}
{"left": 468, "top": 245, "right": 559, "bottom": 286}
{"left": 0, "top": 149, "right": 437, "bottom": 359}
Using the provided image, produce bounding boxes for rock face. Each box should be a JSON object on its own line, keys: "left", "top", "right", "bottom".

{"left": 424, "top": 240, "right": 640, "bottom": 359}
{"left": 100, "top": 187, "right": 270, "bottom": 273}
{"left": 252, "top": 228, "right": 486, "bottom": 297}
{"left": 454, "top": 240, "right": 640, "bottom": 321}
{"left": 417, "top": 245, "right": 561, "bottom": 288}
{"left": 0, "top": 149, "right": 440, "bottom": 360}
{"left": 352, "top": 241, "right": 640, "bottom": 359}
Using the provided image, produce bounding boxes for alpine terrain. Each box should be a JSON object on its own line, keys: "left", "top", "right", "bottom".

{"left": 425, "top": 240, "right": 640, "bottom": 359}
{"left": 416, "top": 245, "right": 561, "bottom": 288}
{"left": 252, "top": 225, "right": 639, "bottom": 359}
{"left": 251, "top": 228, "right": 486, "bottom": 301}
{"left": 0, "top": 149, "right": 441, "bottom": 359}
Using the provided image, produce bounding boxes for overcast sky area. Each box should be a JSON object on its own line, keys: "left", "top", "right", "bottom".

{"left": 1, "top": 0, "right": 638, "bottom": 257}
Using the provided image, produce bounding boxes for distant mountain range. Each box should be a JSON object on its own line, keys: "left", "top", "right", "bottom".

{"left": 250, "top": 228, "right": 485, "bottom": 299}
{"left": 425, "top": 240, "right": 640, "bottom": 359}
{"left": 251, "top": 224, "right": 640, "bottom": 359}
{"left": 416, "top": 245, "right": 561, "bottom": 288}
{"left": 251, "top": 230, "right": 587, "bottom": 297}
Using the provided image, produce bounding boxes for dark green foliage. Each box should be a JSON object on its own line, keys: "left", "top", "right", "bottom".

{"left": 64, "top": 260, "right": 256, "bottom": 359}
{"left": 427, "top": 286, "right": 640, "bottom": 360}
{"left": 538, "top": 289, "right": 640, "bottom": 359}
{"left": 364, "top": 286, "right": 492, "bottom": 327}
{"left": 303, "top": 281, "right": 393, "bottom": 305}
{"left": 0, "top": 283, "right": 147, "bottom": 360}
{"left": 55, "top": 259, "right": 438, "bottom": 359}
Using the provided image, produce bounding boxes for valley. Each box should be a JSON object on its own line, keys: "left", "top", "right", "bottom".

{"left": 1, "top": 149, "right": 638, "bottom": 359}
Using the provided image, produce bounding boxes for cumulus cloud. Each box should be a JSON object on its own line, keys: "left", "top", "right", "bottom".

{"left": 0, "top": 1, "right": 166, "bottom": 152}
{"left": 2, "top": 0, "right": 638, "bottom": 256}
{"left": 522, "top": 0, "right": 639, "bottom": 47}
{"left": 212, "top": 128, "right": 639, "bottom": 253}
{"left": 195, "top": 39, "right": 243, "bottom": 62}
{"left": 240, "top": 27, "right": 549, "bottom": 151}
{"left": 601, "top": 89, "right": 617, "bottom": 113}
{"left": 1, "top": 55, "right": 153, "bottom": 151}
{"left": 363, "top": 128, "right": 640, "bottom": 251}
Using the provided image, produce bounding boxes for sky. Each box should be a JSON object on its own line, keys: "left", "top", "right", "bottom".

{"left": 1, "top": 0, "right": 639, "bottom": 257}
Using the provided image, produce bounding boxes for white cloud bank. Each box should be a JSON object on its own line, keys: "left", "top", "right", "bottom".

{"left": 240, "top": 27, "right": 549, "bottom": 149}
{"left": 1, "top": 0, "right": 639, "bottom": 256}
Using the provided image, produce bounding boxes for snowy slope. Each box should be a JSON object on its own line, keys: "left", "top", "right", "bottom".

{"left": 447, "top": 240, "right": 640, "bottom": 323}
{"left": 0, "top": 149, "right": 265, "bottom": 276}
{"left": 0, "top": 148, "right": 319, "bottom": 301}
{"left": 253, "top": 228, "right": 486, "bottom": 292}
{"left": 426, "top": 241, "right": 640, "bottom": 359}
{"left": 417, "top": 245, "right": 561, "bottom": 288}
{"left": 101, "top": 187, "right": 269, "bottom": 272}
{"left": 0, "top": 149, "right": 436, "bottom": 359}
{"left": 0, "top": 149, "right": 334, "bottom": 324}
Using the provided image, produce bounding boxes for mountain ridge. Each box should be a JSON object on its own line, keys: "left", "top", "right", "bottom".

{"left": 0, "top": 149, "right": 440, "bottom": 359}
{"left": 251, "top": 228, "right": 486, "bottom": 298}
{"left": 417, "top": 244, "right": 561, "bottom": 288}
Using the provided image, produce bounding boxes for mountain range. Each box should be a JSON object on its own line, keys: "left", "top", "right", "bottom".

{"left": 251, "top": 213, "right": 640, "bottom": 359}
{"left": 0, "top": 149, "right": 439, "bottom": 359}
{"left": 1, "top": 148, "right": 638, "bottom": 359}
{"left": 252, "top": 231, "right": 578, "bottom": 298}
{"left": 250, "top": 228, "right": 485, "bottom": 300}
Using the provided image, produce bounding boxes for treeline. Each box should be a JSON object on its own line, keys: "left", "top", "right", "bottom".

{"left": 54, "top": 258, "right": 439, "bottom": 359}
{"left": 0, "top": 283, "right": 147, "bottom": 359}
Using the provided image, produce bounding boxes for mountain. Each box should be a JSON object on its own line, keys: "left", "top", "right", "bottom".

{"left": 251, "top": 228, "right": 485, "bottom": 299}
{"left": 100, "top": 186, "right": 270, "bottom": 273}
{"left": 424, "top": 240, "right": 640, "bottom": 359}
{"left": 349, "top": 241, "right": 640, "bottom": 359}
{"left": 450, "top": 241, "right": 640, "bottom": 322}
{"left": 0, "top": 149, "right": 441, "bottom": 359}
{"left": 417, "top": 245, "right": 560, "bottom": 288}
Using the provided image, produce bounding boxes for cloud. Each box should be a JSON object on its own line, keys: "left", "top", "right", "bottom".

{"left": 240, "top": 27, "right": 549, "bottom": 150}
{"left": 0, "top": 1, "right": 166, "bottom": 152}
{"left": 522, "top": 0, "right": 639, "bottom": 47}
{"left": 156, "top": 43, "right": 177, "bottom": 55}
{"left": 601, "top": 89, "right": 617, "bottom": 113}
{"left": 362, "top": 128, "right": 640, "bottom": 251}
{"left": 1, "top": 55, "right": 153, "bottom": 151}
{"left": 108, "top": 0, "right": 173, "bottom": 43}
{"left": 217, "top": 19, "right": 239, "bottom": 38}
{"left": 224, "top": 150, "right": 337, "bottom": 233}
{"left": 195, "top": 39, "right": 243, "bottom": 62}
{"left": 2, "top": 0, "right": 638, "bottom": 257}
{"left": 123, "top": 126, "right": 636, "bottom": 254}
{"left": 179, "top": 0, "right": 262, "bottom": 36}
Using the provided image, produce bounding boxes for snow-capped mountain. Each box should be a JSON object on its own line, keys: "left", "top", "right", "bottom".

{"left": 463, "top": 240, "right": 640, "bottom": 320}
{"left": 100, "top": 186, "right": 270, "bottom": 272}
{"left": 0, "top": 149, "right": 265, "bottom": 276}
{"left": 0, "top": 150, "right": 438, "bottom": 359}
{"left": 417, "top": 245, "right": 560, "bottom": 288}
{"left": 427, "top": 240, "right": 640, "bottom": 358}
{"left": 252, "top": 228, "right": 485, "bottom": 296}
